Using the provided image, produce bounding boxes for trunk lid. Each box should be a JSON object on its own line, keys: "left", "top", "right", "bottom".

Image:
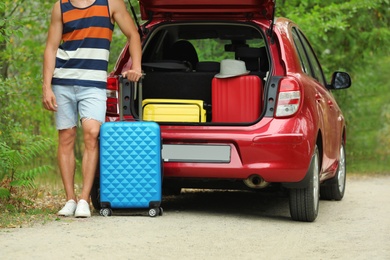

{"left": 139, "top": 0, "right": 275, "bottom": 21}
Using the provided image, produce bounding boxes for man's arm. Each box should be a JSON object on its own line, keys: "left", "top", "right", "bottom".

{"left": 42, "top": 1, "right": 63, "bottom": 111}
{"left": 109, "top": 0, "right": 143, "bottom": 82}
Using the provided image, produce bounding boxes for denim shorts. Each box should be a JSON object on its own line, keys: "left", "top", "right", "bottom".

{"left": 52, "top": 85, "right": 107, "bottom": 130}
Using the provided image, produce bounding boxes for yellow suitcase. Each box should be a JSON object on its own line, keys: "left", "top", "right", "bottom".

{"left": 142, "top": 99, "right": 207, "bottom": 122}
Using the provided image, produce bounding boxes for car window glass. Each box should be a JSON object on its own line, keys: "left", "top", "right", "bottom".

{"left": 142, "top": 24, "right": 266, "bottom": 65}
{"left": 297, "top": 30, "right": 326, "bottom": 86}
{"left": 190, "top": 38, "right": 235, "bottom": 61}
{"left": 292, "top": 28, "right": 310, "bottom": 74}
{"left": 143, "top": 29, "right": 169, "bottom": 61}
{"left": 189, "top": 38, "right": 265, "bottom": 61}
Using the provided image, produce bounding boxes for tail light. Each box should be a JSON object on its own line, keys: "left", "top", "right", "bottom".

{"left": 275, "top": 77, "right": 302, "bottom": 118}
{"left": 106, "top": 77, "right": 119, "bottom": 116}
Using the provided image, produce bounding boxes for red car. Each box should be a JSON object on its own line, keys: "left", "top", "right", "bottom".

{"left": 92, "top": 0, "right": 351, "bottom": 222}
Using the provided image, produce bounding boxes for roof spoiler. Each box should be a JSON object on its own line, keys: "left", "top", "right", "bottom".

{"left": 267, "top": 0, "right": 276, "bottom": 44}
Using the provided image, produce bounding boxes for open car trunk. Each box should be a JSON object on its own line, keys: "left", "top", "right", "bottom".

{"left": 136, "top": 22, "right": 270, "bottom": 125}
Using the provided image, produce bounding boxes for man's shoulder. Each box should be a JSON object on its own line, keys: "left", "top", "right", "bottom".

{"left": 107, "top": 0, "right": 125, "bottom": 12}
{"left": 50, "top": 0, "right": 62, "bottom": 21}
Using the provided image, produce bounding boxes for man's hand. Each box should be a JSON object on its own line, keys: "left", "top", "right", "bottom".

{"left": 42, "top": 87, "right": 57, "bottom": 112}
{"left": 122, "top": 69, "right": 143, "bottom": 82}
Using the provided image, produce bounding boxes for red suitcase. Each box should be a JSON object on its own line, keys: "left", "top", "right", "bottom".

{"left": 211, "top": 75, "right": 263, "bottom": 122}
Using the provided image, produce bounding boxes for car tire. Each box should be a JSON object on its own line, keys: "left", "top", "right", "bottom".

{"left": 289, "top": 145, "right": 320, "bottom": 222}
{"left": 90, "top": 177, "right": 101, "bottom": 210}
{"left": 320, "top": 142, "right": 346, "bottom": 201}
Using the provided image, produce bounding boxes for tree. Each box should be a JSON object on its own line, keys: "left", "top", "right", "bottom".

{"left": 0, "top": 1, "right": 56, "bottom": 208}
{"left": 277, "top": 0, "right": 390, "bottom": 75}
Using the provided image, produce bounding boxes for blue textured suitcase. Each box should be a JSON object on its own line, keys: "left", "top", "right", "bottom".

{"left": 99, "top": 77, "right": 163, "bottom": 217}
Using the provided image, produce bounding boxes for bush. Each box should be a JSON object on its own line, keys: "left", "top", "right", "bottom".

{"left": 0, "top": 134, "right": 53, "bottom": 211}
{"left": 336, "top": 56, "right": 390, "bottom": 173}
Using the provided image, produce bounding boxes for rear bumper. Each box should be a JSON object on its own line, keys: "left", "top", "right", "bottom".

{"left": 161, "top": 118, "right": 315, "bottom": 184}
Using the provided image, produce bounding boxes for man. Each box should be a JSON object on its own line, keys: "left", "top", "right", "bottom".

{"left": 42, "top": 0, "right": 142, "bottom": 217}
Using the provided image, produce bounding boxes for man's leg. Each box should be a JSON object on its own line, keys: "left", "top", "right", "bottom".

{"left": 58, "top": 127, "right": 77, "bottom": 201}
{"left": 79, "top": 118, "right": 101, "bottom": 202}
{"left": 75, "top": 86, "right": 106, "bottom": 216}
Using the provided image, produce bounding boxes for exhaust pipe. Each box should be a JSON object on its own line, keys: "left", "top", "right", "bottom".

{"left": 243, "top": 175, "right": 269, "bottom": 189}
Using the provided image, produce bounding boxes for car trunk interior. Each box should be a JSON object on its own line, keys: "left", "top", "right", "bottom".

{"left": 135, "top": 23, "right": 269, "bottom": 124}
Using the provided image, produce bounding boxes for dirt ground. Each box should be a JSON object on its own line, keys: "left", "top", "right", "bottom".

{"left": 1, "top": 175, "right": 389, "bottom": 260}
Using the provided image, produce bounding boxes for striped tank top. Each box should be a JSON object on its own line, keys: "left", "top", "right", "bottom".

{"left": 52, "top": 0, "right": 114, "bottom": 89}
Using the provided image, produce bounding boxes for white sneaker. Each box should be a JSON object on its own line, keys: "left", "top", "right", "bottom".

{"left": 57, "top": 199, "right": 77, "bottom": 217}
{"left": 75, "top": 199, "right": 91, "bottom": 218}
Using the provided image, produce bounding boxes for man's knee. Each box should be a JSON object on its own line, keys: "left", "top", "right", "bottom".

{"left": 82, "top": 118, "right": 101, "bottom": 144}
{"left": 58, "top": 128, "right": 77, "bottom": 146}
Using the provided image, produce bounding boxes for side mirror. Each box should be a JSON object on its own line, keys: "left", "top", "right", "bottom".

{"left": 328, "top": 71, "right": 351, "bottom": 90}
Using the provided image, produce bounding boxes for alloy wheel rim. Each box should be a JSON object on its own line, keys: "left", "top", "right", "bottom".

{"left": 338, "top": 145, "right": 346, "bottom": 193}
{"left": 313, "top": 151, "right": 319, "bottom": 212}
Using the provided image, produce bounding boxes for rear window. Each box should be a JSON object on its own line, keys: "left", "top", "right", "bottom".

{"left": 190, "top": 38, "right": 265, "bottom": 62}
{"left": 142, "top": 23, "right": 267, "bottom": 65}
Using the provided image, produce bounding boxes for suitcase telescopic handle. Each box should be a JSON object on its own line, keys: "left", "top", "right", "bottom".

{"left": 118, "top": 74, "right": 145, "bottom": 121}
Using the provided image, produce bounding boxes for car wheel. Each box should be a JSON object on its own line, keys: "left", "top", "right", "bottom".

{"left": 289, "top": 145, "right": 320, "bottom": 222}
{"left": 320, "top": 142, "right": 346, "bottom": 201}
{"left": 90, "top": 177, "right": 101, "bottom": 210}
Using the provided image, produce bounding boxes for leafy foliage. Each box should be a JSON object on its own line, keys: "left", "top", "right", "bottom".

{"left": 0, "top": 136, "right": 53, "bottom": 209}
{"left": 0, "top": 0, "right": 56, "bottom": 215}
{"left": 379, "top": 104, "right": 390, "bottom": 158}
{"left": 339, "top": 56, "right": 390, "bottom": 172}
{"left": 278, "top": 0, "right": 390, "bottom": 75}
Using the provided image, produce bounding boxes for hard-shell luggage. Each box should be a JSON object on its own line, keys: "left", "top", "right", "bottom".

{"left": 142, "top": 99, "right": 207, "bottom": 122}
{"left": 211, "top": 75, "right": 263, "bottom": 123}
{"left": 99, "top": 76, "right": 163, "bottom": 217}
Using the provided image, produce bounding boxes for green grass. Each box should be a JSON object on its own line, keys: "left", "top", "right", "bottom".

{"left": 0, "top": 183, "right": 62, "bottom": 228}
{"left": 0, "top": 170, "right": 84, "bottom": 229}
{"left": 0, "top": 208, "right": 59, "bottom": 229}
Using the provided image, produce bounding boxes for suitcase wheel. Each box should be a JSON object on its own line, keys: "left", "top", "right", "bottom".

{"left": 100, "top": 208, "right": 112, "bottom": 217}
{"left": 148, "top": 208, "right": 161, "bottom": 217}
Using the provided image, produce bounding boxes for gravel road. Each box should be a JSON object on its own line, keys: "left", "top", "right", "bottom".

{"left": 1, "top": 175, "right": 390, "bottom": 260}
